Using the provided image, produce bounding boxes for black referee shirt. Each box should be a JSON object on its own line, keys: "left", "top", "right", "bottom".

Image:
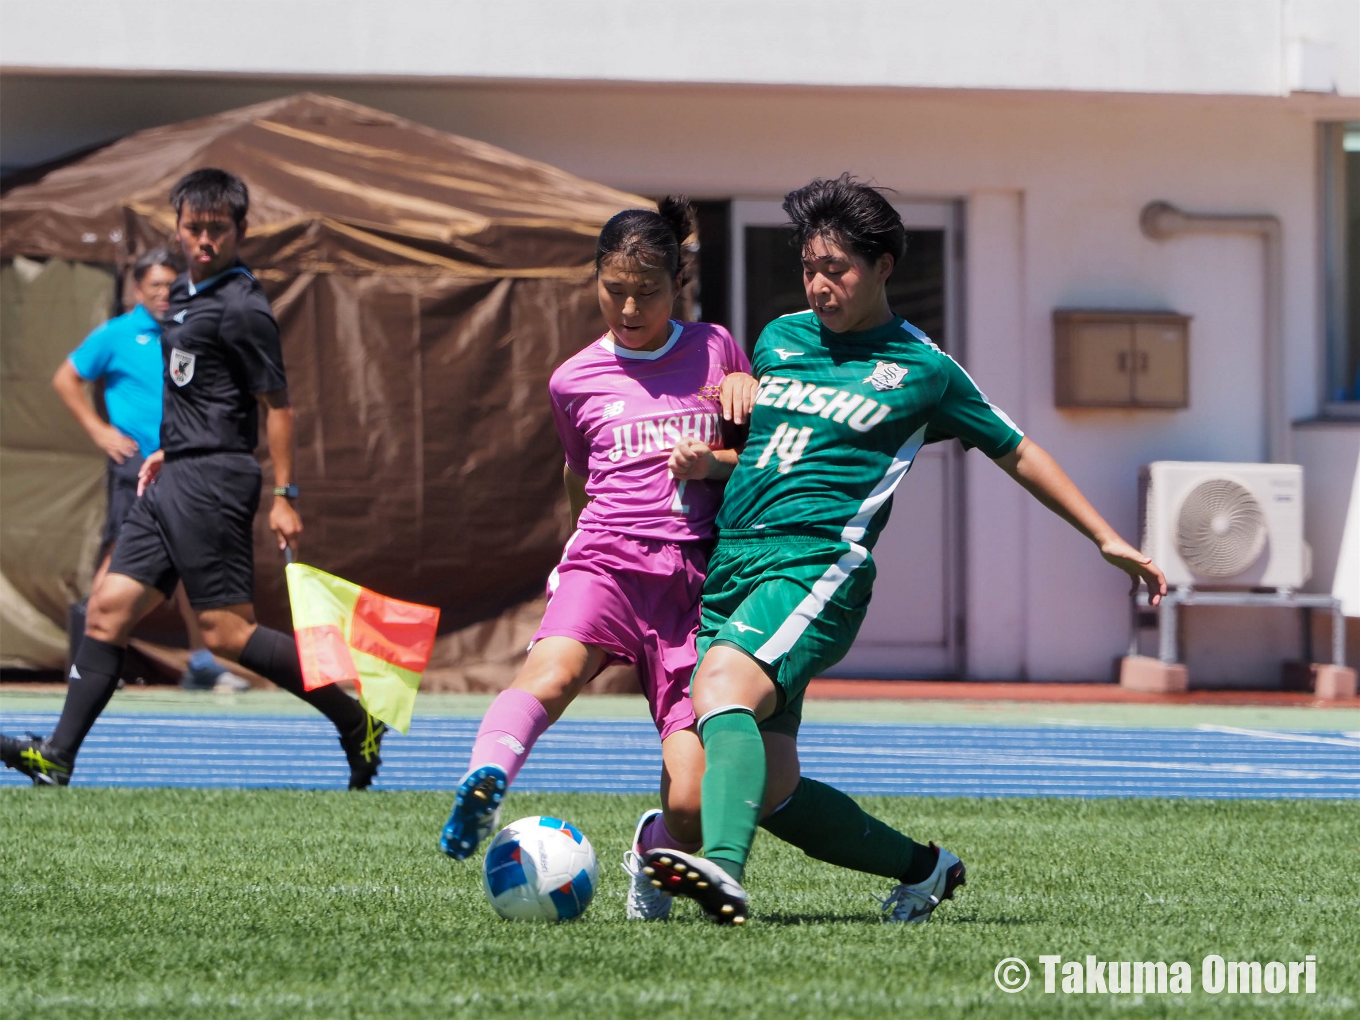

{"left": 159, "top": 263, "right": 287, "bottom": 456}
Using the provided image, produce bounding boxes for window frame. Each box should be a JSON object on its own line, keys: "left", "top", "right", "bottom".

{"left": 1321, "top": 121, "right": 1360, "bottom": 417}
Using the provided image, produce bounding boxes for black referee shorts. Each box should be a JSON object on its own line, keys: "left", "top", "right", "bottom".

{"left": 100, "top": 453, "right": 145, "bottom": 553}
{"left": 108, "top": 452, "right": 261, "bottom": 609}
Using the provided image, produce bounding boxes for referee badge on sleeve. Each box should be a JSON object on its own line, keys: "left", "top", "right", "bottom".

{"left": 170, "top": 348, "right": 196, "bottom": 387}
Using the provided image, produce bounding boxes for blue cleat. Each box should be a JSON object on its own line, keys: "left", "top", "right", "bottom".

{"left": 439, "top": 764, "right": 507, "bottom": 859}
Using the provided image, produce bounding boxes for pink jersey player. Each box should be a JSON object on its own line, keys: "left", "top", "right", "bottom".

{"left": 537, "top": 319, "right": 747, "bottom": 737}
{"left": 550, "top": 318, "right": 747, "bottom": 544}
{"left": 441, "top": 199, "right": 755, "bottom": 921}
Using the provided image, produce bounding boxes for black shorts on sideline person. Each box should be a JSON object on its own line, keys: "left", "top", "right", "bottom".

{"left": 107, "top": 451, "right": 261, "bottom": 609}
{"left": 100, "top": 453, "right": 146, "bottom": 553}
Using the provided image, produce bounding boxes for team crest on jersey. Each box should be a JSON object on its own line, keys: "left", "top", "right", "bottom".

{"left": 600, "top": 399, "right": 625, "bottom": 421}
{"left": 864, "top": 361, "right": 907, "bottom": 391}
{"left": 169, "top": 348, "right": 195, "bottom": 387}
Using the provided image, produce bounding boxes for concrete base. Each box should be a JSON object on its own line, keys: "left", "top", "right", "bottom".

{"left": 1119, "top": 655, "right": 1189, "bottom": 693}
{"left": 1281, "top": 662, "right": 1358, "bottom": 700}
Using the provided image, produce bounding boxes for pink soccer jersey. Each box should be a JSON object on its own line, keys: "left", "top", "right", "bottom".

{"left": 549, "top": 320, "right": 750, "bottom": 542}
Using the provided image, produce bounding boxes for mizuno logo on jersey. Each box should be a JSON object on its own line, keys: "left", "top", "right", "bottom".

{"left": 754, "top": 375, "right": 892, "bottom": 432}
{"left": 729, "top": 621, "right": 764, "bottom": 634}
{"left": 772, "top": 348, "right": 804, "bottom": 360}
{"left": 865, "top": 361, "right": 908, "bottom": 391}
{"left": 600, "top": 399, "right": 625, "bottom": 421}
{"left": 606, "top": 413, "right": 719, "bottom": 463}
{"left": 172, "top": 309, "right": 187, "bottom": 323}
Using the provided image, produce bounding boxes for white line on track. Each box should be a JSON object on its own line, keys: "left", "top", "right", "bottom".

{"left": 1195, "top": 724, "right": 1360, "bottom": 749}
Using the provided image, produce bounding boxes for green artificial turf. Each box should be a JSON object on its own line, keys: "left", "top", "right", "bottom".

{"left": 1, "top": 791, "right": 1355, "bottom": 1019}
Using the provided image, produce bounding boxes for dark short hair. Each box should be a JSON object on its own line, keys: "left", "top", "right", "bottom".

{"left": 132, "top": 246, "right": 182, "bottom": 283}
{"left": 170, "top": 168, "right": 249, "bottom": 226}
{"left": 782, "top": 174, "right": 906, "bottom": 269}
{"left": 595, "top": 196, "right": 695, "bottom": 283}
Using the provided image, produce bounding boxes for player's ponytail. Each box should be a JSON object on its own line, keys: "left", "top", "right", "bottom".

{"left": 595, "top": 196, "right": 695, "bottom": 285}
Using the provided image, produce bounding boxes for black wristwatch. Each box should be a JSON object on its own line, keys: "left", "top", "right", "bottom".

{"left": 273, "top": 484, "right": 300, "bottom": 500}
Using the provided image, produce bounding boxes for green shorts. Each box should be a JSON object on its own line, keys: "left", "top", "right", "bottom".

{"left": 694, "top": 533, "right": 876, "bottom": 737}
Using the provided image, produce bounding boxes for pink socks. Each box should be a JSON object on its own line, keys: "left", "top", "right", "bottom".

{"left": 636, "top": 811, "right": 702, "bottom": 855}
{"left": 469, "top": 689, "right": 701, "bottom": 857}
{"left": 467, "top": 688, "right": 551, "bottom": 785}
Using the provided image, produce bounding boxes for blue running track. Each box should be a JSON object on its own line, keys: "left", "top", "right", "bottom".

{"left": 1, "top": 713, "right": 1357, "bottom": 798}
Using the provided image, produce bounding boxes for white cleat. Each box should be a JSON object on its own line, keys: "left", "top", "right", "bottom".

{"left": 623, "top": 809, "right": 673, "bottom": 920}
{"left": 878, "top": 843, "right": 966, "bottom": 924}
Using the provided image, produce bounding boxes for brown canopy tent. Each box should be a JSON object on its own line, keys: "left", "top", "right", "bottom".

{"left": 0, "top": 93, "right": 649, "bottom": 672}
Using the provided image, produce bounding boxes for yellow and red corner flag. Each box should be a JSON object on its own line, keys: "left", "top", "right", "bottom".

{"left": 285, "top": 563, "right": 440, "bottom": 734}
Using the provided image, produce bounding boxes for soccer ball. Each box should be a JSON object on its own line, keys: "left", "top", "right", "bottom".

{"left": 482, "top": 816, "right": 599, "bottom": 922}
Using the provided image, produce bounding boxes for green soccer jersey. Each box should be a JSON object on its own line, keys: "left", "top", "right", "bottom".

{"left": 716, "top": 311, "right": 1024, "bottom": 549}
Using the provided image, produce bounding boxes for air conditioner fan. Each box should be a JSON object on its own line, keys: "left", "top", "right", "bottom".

{"left": 1175, "top": 478, "right": 1267, "bottom": 577}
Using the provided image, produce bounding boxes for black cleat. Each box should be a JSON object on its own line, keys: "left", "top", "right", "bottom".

{"left": 640, "top": 848, "right": 749, "bottom": 925}
{"left": 1, "top": 734, "right": 73, "bottom": 787}
{"left": 339, "top": 713, "right": 386, "bottom": 790}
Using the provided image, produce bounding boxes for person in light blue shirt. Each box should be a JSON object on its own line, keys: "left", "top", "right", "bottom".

{"left": 65, "top": 299, "right": 165, "bottom": 460}
{"left": 53, "top": 247, "right": 244, "bottom": 691}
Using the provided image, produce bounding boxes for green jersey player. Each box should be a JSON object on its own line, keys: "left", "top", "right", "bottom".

{"left": 646, "top": 175, "right": 1167, "bottom": 925}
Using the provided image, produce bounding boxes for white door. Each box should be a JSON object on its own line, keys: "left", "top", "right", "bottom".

{"left": 731, "top": 199, "right": 962, "bottom": 678}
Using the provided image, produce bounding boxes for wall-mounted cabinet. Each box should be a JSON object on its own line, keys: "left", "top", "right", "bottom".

{"left": 1054, "top": 310, "right": 1190, "bottom": 409}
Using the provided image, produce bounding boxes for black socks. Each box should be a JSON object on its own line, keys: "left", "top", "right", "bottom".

{"left": 239, "top": 626, "right": 365, "bottom": 734}
{"left": 49, "top": 637, "right": 124, "bottom": 760}
{"left": 48, "top": 628, "right": 367, "bottom": 761}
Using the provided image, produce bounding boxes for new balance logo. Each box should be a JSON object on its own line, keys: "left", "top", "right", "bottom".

{"left": 497, "top": 734, "right": 526, "bottom": 755}
{"left": 172, "top": 309, "right": 187, "bottom": 323}
{"left": 772, "top": 348, "right": 803, "bottom": 360}
{"left": 600, "top": 399, "right": 625, "bottom": 421}
{"left": 730, "top": 621, "right": 764, "bottom": 634}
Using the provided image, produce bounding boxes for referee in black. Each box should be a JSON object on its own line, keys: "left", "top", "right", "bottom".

{"left": 1, "top": 168, "right": 385, "bottom": 788}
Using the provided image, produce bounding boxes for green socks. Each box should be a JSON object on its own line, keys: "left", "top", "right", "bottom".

{"left": 699, "top": 713, "right": 937, "bottom": 886}
{"left": 699, "top": 709, "right": 766, "bottom": 881}
{"left": 760, "top": 777, "right": 938, "bottom": 883}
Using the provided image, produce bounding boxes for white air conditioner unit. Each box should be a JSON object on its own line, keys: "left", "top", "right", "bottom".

{"left": 1139, "top": 461, "right": 1310, "bottom": 590}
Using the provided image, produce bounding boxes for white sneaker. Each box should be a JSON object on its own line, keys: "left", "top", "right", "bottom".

{"left": 878, "top": 843, "right": 966, "bottom": 924}
{"left": 641, "top": 847, "right": 748, "bottom": 925}
{"left": 213, "top": 671, "right": 251, "bottom": 692}
{"left": 623, "top": 809, "right": 673, "bottom": 920}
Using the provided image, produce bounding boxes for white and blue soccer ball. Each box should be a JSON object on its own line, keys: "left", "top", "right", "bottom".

{"left": 482, "top": 815, "right": 599, "bottom": 922}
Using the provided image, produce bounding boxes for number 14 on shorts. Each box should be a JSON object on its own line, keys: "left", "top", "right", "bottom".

{"left": 755, "top": 423, "right": 813, "bottom": 474}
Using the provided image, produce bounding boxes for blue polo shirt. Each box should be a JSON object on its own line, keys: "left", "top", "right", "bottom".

{"left": 68, "top": 304, "right": 164, "bottom": 458}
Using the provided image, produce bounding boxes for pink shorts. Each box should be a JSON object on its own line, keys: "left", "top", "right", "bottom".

{"left": 533, "top": 529, "right": 708, "bottom": 740}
